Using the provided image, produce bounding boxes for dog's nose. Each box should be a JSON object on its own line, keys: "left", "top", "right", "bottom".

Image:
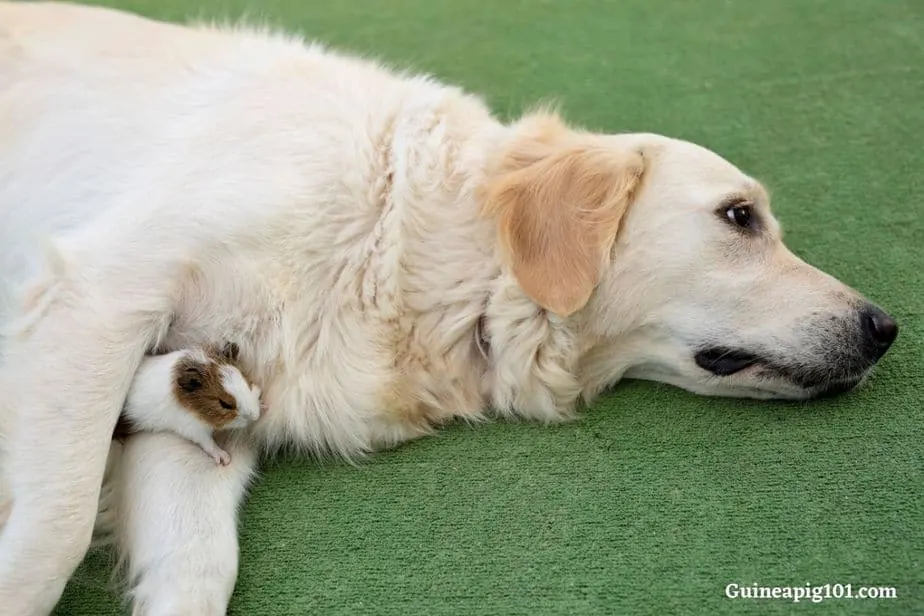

{"left": 860, "top": 304, "right": 898, "bottom": 359}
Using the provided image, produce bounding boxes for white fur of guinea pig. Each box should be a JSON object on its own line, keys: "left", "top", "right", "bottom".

{"left": 171, "top": 343, "right": 263, "bottom": 428}
{"left": 119, "top": 343, "right": 262, "bottom": 465}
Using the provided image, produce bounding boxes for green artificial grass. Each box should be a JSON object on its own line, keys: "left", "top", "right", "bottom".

{"left": 52, "top": 0, "right": 922, "bottom": 614}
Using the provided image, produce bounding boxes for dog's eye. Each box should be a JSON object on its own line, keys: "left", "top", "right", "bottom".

{"left": 725, "top": 204, "right": 752, "bottom": 228}
{"left": 220, "top": 399, "right": 235, "bottom": 410}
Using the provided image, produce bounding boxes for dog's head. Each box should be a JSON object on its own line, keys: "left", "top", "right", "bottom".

{"left": 485, "top": 113, "right": 897, "bottom": 400}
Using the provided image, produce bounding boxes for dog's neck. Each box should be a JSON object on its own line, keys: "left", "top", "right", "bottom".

{"left": 378, "top": 107, "right": 584, "bottom": 428}
{"left": 474, "top": 313, "right": 491, "bottom": 362}
{"left": 475, "top": 277, "right": 584, "bottom": 423}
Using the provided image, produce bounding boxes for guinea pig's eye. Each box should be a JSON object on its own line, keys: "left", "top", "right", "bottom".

{"left": 724, "top": 204, "right": 752, "bottom": 228}
{"left": 219, "top": 398, "right": 235, "bottom": 411}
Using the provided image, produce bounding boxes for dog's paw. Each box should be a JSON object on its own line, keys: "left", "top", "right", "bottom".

{"left": 131, "top": 594, "right": 229, "bottom": 616}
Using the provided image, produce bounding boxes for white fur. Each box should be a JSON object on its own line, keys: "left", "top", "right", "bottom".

{"left": 217, "top": 364, "right": 263, "bottom": 427}
{"left": 103, "top": 432, "right": 258, "bottom": 616}
{"left": 121, "top": 349, "right": 261, "bottom": 466}
{"left": 0, "top": 3, "right": 889, "bottom": 614}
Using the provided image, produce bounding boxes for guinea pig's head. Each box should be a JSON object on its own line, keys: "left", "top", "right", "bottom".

{"left": 172, "top": 343, "right": 263, "bottom": 428}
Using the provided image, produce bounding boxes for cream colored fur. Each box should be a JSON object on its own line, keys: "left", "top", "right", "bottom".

{"left": 0, "top": 3, "right": 893, "bottom": 614}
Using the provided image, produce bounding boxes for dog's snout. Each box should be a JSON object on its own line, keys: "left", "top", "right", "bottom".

{"left": 860, "top": 304, "right": 898, "bottom": 359}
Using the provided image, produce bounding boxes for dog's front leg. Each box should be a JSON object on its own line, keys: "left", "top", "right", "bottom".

{"left": 108, "top": 431, "right": 257, "bottom": 616}
{"left": 0, "top": 283, "right": 171, "bottom": 615}
{"left": 110, "top": 433, "right": 256, "bottom": 616}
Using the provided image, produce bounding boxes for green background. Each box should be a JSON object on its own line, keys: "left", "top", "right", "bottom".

{"left": 51, "top": 0, "right": 922, "bottom": 614}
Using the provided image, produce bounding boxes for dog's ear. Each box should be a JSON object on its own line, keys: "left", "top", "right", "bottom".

{"left": 484, "top": 114, "right": 645, "bottom": 316}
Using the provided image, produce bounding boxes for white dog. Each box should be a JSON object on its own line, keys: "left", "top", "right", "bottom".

{"left": 0, "top": 3, "right": 898, "bottom": 614}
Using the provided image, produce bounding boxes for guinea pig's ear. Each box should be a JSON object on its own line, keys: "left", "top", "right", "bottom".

{"left": 483, "top": 112, "right": 645, "bottom": 317}
{"left": 178, "top": 366, "right": 204, "bottom": 392}
{"left": 220, "top": 342, "right": 240, "bottom": 362}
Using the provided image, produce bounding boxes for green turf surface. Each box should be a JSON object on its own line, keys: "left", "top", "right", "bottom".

{"left": 52, "top": 0, "right": 923, "bottom": 614}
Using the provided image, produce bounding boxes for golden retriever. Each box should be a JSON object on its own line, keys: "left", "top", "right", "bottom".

{"left": 0, "top": 2, "right": 897, "bottom": 614}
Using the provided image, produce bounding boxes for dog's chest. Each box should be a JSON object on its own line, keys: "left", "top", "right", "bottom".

{"left": 158, "top": 251, "right": 402, "bottom": 456}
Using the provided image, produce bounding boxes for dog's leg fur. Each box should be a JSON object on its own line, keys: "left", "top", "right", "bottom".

{"left": 0, "top": 132, "right": 274, "bottom": 609}
{"left": 0, "top": 226, "right": 188, "bottom": 613}
{"left": 109, "top": 432, "right": 257, "bottom": 615}
{"left": 0, "top": 299, "right": 169, "bottom": 615}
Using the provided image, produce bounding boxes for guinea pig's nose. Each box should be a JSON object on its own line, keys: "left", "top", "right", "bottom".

{"left": 859, "top": 304, "right": 898, "bottom": 360}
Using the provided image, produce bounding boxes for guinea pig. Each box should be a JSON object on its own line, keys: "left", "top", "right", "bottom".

{"left": 115, "top": 343, "right": 263, "bottom": 465}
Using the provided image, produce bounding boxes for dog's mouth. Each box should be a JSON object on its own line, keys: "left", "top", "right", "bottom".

{"left": 693, "top": 348, "right": 760, "bottom": 376}
{"left": 693, "top": 346, "right": 865, "bottom": 398}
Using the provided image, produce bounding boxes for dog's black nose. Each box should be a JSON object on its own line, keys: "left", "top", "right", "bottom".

{"left": 860, "top": 304, "right": 898, "bottom": 359}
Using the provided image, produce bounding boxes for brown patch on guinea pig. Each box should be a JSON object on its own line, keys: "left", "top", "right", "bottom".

{"left": 205, "top": 342, "right": 257, "bottom": 387}
{"left": 172, "top": 342, "right": 247, "bottom": 429}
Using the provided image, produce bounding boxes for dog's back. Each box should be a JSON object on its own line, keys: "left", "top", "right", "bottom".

{"left": 0, "top": 1, "right": 502, "bottom": 458}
